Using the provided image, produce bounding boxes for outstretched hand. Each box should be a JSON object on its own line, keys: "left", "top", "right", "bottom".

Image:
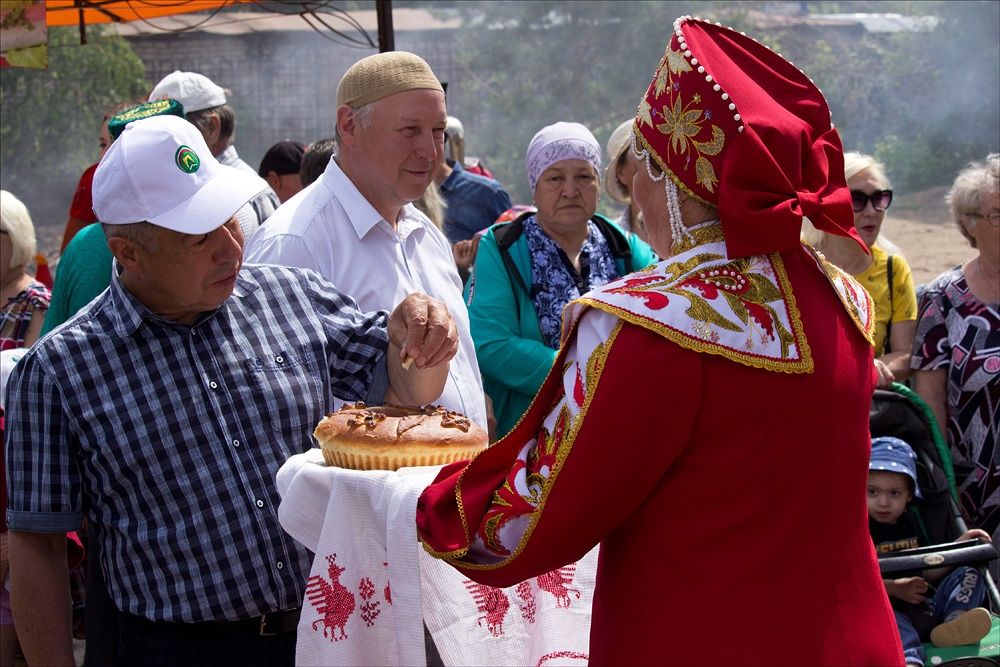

{"left": 387, "top": 292, "right": 458, "bottom": 370}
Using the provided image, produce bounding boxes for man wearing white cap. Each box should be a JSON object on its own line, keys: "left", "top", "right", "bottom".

{"left": 149, "top": 70, "right": 280, "bottom": 236}
{"left": 4, "top": 114, "right": 458, "bottom": 666}
{"left": 245, "top": 51, "right": 492, "bottom": 437}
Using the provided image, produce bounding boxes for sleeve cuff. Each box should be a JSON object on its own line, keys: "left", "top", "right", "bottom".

{"left": 6, "top": 509, "right": 83, "bottom": 534}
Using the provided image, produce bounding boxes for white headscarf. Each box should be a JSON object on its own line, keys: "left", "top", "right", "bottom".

{"left": 525, "top": 122, "right": 602, "bottom": 192}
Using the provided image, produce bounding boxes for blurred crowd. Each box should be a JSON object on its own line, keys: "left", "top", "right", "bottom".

{"left": 0, "top": 40, "right": 997, "bottom": 667}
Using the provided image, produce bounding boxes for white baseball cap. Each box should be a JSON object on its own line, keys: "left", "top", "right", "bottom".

{"left": 149, "top": 70, "right": 226, "bottom": 113}
{"left": 92, "top": 114, "right": 267, "bottom": 235}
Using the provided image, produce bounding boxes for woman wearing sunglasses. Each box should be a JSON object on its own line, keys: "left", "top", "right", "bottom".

{"left": 803, "top": 152, "right": 917, "bottom": 388}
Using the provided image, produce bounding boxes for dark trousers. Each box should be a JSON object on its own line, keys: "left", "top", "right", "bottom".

{"left": 117, "top": 613, "right": 296, "bottom": 667}
{"left": 83, "top": 534, "right": 119, "bottom": 667}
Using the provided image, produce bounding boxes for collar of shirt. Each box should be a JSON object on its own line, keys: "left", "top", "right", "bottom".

{"left": 107, "top": 259, "right": 260, "bottom": 337}
{"left": 439, "top": 159, "right": 465, "bottom": 193}
{"left": 324, "top": 157, "right": 428, "bottom": 244}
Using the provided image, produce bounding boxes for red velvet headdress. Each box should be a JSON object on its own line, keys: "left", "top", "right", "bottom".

{"left": 634, "top": 16, "right": 863, "bottom": 258}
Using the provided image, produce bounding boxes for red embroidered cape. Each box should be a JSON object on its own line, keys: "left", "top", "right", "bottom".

{"left": 417, "top": 228, "right": 903, "bottom": 665}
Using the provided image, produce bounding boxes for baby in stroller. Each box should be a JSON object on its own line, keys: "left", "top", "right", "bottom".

{"left": 868, "top": 436, "right": 992, "bottom": 666}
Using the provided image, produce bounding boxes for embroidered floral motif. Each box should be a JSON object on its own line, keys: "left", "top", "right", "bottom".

{"left": 655, "top": 95, "right": 726, "bottom": 192}
{"left": 652, "top": 45, "right": 693, "bottom": 97}
{"left": 806, "top": 246, "right": 876, "bottom": 345}
{"left": 601, "top": 251, "right": 800, "bottom": 362}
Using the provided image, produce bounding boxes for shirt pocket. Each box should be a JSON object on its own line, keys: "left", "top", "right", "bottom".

{"left": 244, "top": 345, "right": 324, "bottom": 440}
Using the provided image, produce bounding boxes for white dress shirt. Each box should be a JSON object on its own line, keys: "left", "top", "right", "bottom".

{"left": 245, "top": 156, "right": 487, "bottom": 430}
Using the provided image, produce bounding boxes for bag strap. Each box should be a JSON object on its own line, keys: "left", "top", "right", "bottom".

{"left": 884, "top": 253, "right": 894, "bottom": 354}
{"left": 493, "top": 212, "right": 636, "bottom": 323}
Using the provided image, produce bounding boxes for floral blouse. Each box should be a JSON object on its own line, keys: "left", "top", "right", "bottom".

{"left": 911, "top": 266, "right": 999, "bottom": 538}
{"left": 1, "top": 280, "right": 50, "bottom": 351}
{"left": 523, "top": 215, "right": 619, "bottom": 349}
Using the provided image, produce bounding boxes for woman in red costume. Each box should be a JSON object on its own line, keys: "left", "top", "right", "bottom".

{"left": 417, "top": 16, "right": 903, "bottom": 666}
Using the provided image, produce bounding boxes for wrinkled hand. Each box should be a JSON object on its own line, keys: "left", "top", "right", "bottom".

{"left": 957, "top": 528, "right": 992, "bottom": 543}
{"left": 452, "top": 237, "right": 480, "bottom": 272}
{"left": 388, "top": 293, "right": 458, "bottom": 369}
{"left": 874, "top": 358, "right": 895, "bottom": 389}
{"left": 891, "top": 576, "right": 929, "bottom": 604}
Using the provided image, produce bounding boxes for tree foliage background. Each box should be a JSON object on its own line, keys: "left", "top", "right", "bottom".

{"left": 0, "top": 1, "right": 996, "bottom": 243}
{"left": 442, "top": 0, "right": 999, "bottom": 208}
{"left": 0, "top": 27, "right": 148, "bottom": 232}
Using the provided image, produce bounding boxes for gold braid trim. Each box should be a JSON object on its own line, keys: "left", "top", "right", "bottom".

{"left": 439, "top": 321, "right": 623, "bottom": 571}
{"left": 803, "top": 244, "right": 877, "bottom": 346}
{"left": 633, "top": 130, "right": 714, "bottom": 209}
{"left": 578, "top": 252, "right": 813, "bottom": 374}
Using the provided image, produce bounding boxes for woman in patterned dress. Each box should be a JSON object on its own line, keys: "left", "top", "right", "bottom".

{"left": 912, "top": 154, "right": 999, "bottom": 578}
{"left": 1, "top": 191, "right": 50, "bottom": 351}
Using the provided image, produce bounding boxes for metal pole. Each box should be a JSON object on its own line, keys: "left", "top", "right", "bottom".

{"left": 376, "top": 0, "right": 394, "bottom": 53}
{"left": 76, "top": 0, "right": 87, "bottom": 44}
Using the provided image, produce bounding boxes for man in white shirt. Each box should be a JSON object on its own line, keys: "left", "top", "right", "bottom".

{"left": 245, "top": 51, "right": 490, "bottom": 434}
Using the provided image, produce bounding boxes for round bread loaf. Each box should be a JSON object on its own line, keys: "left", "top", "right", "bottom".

{"left": 314, "top": 402, "right": 488, "bottom": 471}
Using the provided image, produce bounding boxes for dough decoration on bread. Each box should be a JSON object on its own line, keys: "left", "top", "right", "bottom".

{"left": 315, "top": 402, "right": 487, "bottom": 470}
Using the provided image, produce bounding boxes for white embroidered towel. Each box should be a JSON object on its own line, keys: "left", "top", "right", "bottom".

{"left": 277, "top": 450, "right": 595, "bottom": 667}
{"left": 277, "top": 449, "right": 435, "bottom": 666}
{"left": 419, "top": 545, "right": 595, "bottom": 666}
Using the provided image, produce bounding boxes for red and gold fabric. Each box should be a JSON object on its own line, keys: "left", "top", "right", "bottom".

{"left": 417, "top": 226, "right": 900, "bottom": 665}
{"left": 633, "top": 16, "right": 863, "bottom": 259}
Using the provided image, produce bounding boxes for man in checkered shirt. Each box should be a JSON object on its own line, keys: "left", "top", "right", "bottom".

{"left": 4, "top": 115, "right": 460, "bottom": 667}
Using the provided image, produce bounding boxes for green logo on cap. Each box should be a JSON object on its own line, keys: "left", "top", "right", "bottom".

{"left": 175, "top": 146, "right": 200, "bottom": 173}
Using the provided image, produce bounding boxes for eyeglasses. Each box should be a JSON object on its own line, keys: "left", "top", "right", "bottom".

{"left": 967, "top": 211, "right": 1000, "bottom": 227}
{"left": 850, "top": 189, "right": 893, "bottom": 213}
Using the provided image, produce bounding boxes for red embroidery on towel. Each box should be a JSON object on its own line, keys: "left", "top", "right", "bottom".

{"left": 463, "top": 580, "right": 510, "bottom": 637}
{"left": 515, "top": 580, "right": 537, "bottom": 623}
{"left": 305, "top": 553, "right": 356, "bottom": 641}
{"left": 536, "top": 565, "right": 581, "bottom": 608}
{"left": 359, "top": 576, "right": 381, "bottom": 627}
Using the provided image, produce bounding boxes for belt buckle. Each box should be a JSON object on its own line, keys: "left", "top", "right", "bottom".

{"left": 259, "top": 614, "right": 277, "bottom": 637}
{"left": 258, "top": 608, "right": 299, "bottom": 636}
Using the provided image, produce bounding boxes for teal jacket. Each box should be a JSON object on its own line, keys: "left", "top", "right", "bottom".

{"left": 465, "top": 214, "right": 657, "bottom": 439}
{"left": 40, "top": 223, "right": 113, "bottom": 337}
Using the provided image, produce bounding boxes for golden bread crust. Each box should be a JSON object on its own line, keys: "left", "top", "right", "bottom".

{"left": 314, "top": 403, "right": 487, "bottom": 470}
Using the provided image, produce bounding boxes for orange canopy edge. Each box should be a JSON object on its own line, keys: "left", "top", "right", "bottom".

{"left": 45, "top": 0, "right": 253, "bottom": 27}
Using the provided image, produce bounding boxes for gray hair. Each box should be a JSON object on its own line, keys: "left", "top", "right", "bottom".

{"left": 0, "top": 190, "right": 37, "bottom": 269}
{"left": 947, "top": 153, "right": 1000, "bottom": 248}
{"left": 102, "top": 221, "right": 159, "bottom": 251}
{"left": 186, "top": 103, "right": 235, "bottom": 143}
{"left": 333, "top": 101, "right": 377, "bottom": 150}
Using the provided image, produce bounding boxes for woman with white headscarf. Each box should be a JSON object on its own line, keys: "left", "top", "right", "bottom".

{"left": 464, "top": 121, "right": 655, "bottom": 439}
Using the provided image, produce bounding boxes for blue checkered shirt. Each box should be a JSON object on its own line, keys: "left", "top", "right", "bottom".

{"left": 4, "top": 264, "right": 389, "bottom": 622}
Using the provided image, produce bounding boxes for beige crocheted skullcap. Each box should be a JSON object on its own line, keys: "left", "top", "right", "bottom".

{"left": 336, "top": 51, "right": 444, "bottom": 108}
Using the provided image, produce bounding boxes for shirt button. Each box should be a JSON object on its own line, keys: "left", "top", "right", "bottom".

{"left": 233, "top": 439, "right": 241, "bottom": 448}
{"left": 255, "top": 499, "right": 264, "bottom": 508}
{"left": 276, "top": 561, "right": 284, "bottom": 570}
{"left": 209, "top": 380, "right": 218, "bottom": 390}
{"left": 275, "top": 355, "right": 284, "bottom": 364}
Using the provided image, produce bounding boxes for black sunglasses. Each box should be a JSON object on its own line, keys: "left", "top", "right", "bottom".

{"left": 851, "top": 189, "right": 893, "bottom": 213}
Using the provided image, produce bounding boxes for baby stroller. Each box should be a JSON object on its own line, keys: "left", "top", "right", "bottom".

{"left": 870, "top": 384, "right": 999, "bottom": 665}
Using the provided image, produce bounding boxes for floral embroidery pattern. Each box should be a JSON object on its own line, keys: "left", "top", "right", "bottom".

{"left": 655, "top": 94, "right": 725, "bottom": 192}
